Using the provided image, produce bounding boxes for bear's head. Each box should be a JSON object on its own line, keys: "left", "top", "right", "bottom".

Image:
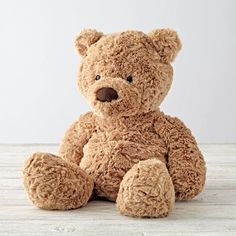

{"left": 75, "top": 28, "right": 181, "bottom": 118}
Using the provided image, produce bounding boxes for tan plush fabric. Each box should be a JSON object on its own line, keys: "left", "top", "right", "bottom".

{"left": 23, "top": 28, "right": 206, "bottom": 217}
{"left": 23, "top": 152, "right": 93, "bottom": 209}
{"left": 117, "top": 159, "right": 175, "bottom": 217}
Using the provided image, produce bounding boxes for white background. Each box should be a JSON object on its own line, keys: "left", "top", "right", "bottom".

{"left": 0, "top": 0, "right": 235, "bottom": 143}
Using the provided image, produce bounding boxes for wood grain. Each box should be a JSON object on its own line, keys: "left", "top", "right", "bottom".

{"left": 0, "top": 144, "right": 236, "bottom": 236}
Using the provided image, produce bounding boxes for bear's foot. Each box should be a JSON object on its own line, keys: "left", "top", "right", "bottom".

{"left": 23, "top": 152, "right": 93, "bottom": 210}
{"left": 116, "top": 159, "right": 175, "bottom": 218}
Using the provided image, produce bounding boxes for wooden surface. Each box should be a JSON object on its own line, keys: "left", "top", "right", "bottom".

{"left": 0, "top": 144, "right": 236, "bottom": 236}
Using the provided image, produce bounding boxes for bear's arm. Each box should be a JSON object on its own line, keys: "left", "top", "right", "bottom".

{"left": 59, "top": 112, "right": 96, "bottom": 165}
{"left": 154, "top": 112, "right": 206, "bottom": 200}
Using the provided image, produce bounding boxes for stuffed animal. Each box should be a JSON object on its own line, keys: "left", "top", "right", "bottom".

{"left": 23, "top": 28, "right": 206, "bottom": 218}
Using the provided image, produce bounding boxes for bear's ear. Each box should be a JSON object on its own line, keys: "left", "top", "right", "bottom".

{"left": 75, "top": 29, "right": 103, "bottom": 57}
{"left": 148, "top": 29, "right": 181, "bottom": 63}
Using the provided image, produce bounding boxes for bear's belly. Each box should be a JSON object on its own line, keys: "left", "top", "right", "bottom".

{"left": 80, "top": 132, "right": 167, "bottom": 201}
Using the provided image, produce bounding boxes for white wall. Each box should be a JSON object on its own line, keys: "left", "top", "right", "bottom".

{"left": 0, "top": 0, "right": 235, "bottom": 143}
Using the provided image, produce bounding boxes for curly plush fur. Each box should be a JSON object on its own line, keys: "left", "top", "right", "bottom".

{"left": 23, "top": 28, "right": 206, "bottom": 218}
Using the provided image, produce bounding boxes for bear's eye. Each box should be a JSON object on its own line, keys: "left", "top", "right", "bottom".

{"left": 95, "top": 75, "right": 101, "bottom": 81}
{"left": 126, "top": 75, "right": 133, "bottom": 83}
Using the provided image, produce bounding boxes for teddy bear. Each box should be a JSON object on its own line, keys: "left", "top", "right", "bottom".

{"left": 23, "top": 28, "right": 206, "bottom": 218}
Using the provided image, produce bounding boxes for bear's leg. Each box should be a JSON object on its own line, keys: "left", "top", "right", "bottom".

{"left": 23, "top": 152, "right": 93, "bottom": 210}
{"left": 116, "top": 159, "right": 175, "bottom": 218}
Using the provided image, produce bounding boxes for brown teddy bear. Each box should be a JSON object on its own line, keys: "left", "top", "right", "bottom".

{"left": 23, "top": 28, "right": 206, "bottom": 218}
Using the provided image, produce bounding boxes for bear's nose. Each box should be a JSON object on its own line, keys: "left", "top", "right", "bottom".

{"left": 96, "top": 87, "right": 118, "bottom": 102}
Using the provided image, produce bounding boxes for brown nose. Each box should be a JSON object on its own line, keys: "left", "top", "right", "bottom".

{"left": 96, "top": 87, "right": 118, "bottom": 102}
